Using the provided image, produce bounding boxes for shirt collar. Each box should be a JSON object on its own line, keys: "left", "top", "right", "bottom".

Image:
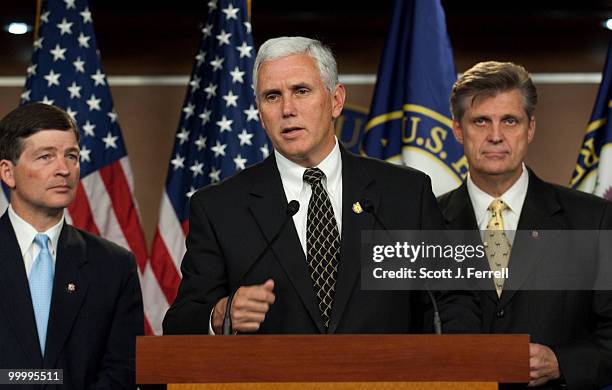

{"left": 8, "top": 204, "right": 64, "bottom": 257}
{"left": 466, "top": 163, "right": 529, "bottom": 223}
{"left": 274, "top": 137, "right": 342, "bottom": 197}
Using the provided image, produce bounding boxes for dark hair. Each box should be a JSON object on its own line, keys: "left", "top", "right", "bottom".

{"left": 0, "top": 103, "right": 79, "bottom": 163}
{"left": 450, "top": 61, "right": 538, "bottom": 123}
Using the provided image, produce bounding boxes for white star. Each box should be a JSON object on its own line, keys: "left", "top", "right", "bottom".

{"left": 234, "top": 154, "right": 247, "bottom": 170}
{"left": 80, "top": 146, "right": 91, "bottom": 162}
{"left": 211, "top": 141, "right": 227, "bottom": 157}
{"left": 33, "top": 37, "right": 44, "bottom": 50}
{"left": 50, "top": 44, "right": 66, "bottom": 61}
{"left": 26, "top": 64, "right": 37, "bottom": 76}
{"left": 201, "top": 23, "right": 213, "bottom": 38}
{"left": 190, "top": 161, "right": 204, "bottom": 177}
{"left": 189, "top": 75, "right": 201, "bottom": 92}
{"left": 40, "top": 11, "right": 50, "bottom": 23}
{"left": 176, "top": 128, "right": 190, "bottom": 145}
{"left": 216, "top": 115, "right": 233, "bottom": 133}
{"left": 243, "top": 104, "right": 259, "bottom": 122}
{"left": 208, "top": 0, "right": 217, "bottom": 10}
{"left": 195, "top": 50, "right": 206, "bottom": 66}
{"left": 222, "top": 4, "right": 239, "bottom": 20}
{"left": 80, "top": 7, "right": 92, "bottom": 23}
{"left": 216, "top": 30, "right": 231, "bottom": 46}
{"left": 67, "top": 81, "right": 81, "bottom": 98}
{"left": 73, "top": 57, "right": 85, "bottom": 73}
{"left": 209, "top": 167, "right": 221, "bottom": 182}
{"left": 66, "top": 107, "right": 77, "bottom": 120}
{"left": 82, "top": 120, "right": 95, "bottom": 136}
{"left": 244, "top": 21, "right": 252, "bottom": 33}
{"left": 222, "top": 91, "right": 239, "bottom": 108}
{"left": 210, "top": 56, "right": 224, "bottom": 72}
{"left": 195, "top": 135, "right": 207, "bottom": 151}
{"left": 56, "top": 18, "right": 73, "bottom": 35}
{"left": 102, "top": 132, "right": 118, "bottom": 149}
{"left": 20, "top": 90, "right": 31, "bottom": 102}
{"left": 44, "top": 70, "right": 61, "bottom": 87}
{"left": 186, "top": 186, "right": 197, "bottom": 198}
{"left": 237, "top": 129, "right": 254, "bottom": 146}
{"left": 41, "top": 96, "right": 54, "bottom": 105}
{"left": 86, "top": 94, "right": 101, "bottom": 111}
{"left": 90, "top": 69, "right": 106, "bottom": 86}
{"left": 260, "top": 144, "right": 270, "bottom": 158}
{"left": 182, "top": 103, "right": 195, "bottom": 119}
{"left": 204, "top": 83, "right": 218, "bottom": 98}
{"left": 230, "top": 66, "right": 245, "bottom": 84}
{"left": 236, "top": 41, "right": 253, "bottom": 58}
{"left": 107, "top": 111, "right": 118, "bottom": 123}
{"left": 63, "top": 0, "right": 76, "bottom": 9}
{"left": 170, "top": 154, "right": 185, "bottom": 170}
{"left": 77, "top": 32, "right": 90, "bottom": 48}
{"left": 199, "top": 109, "right": 212, "bottom": 124}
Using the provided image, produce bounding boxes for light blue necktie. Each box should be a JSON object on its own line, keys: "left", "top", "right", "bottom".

{"left": 29, "top": 233, "right": 55, "bottom": 355}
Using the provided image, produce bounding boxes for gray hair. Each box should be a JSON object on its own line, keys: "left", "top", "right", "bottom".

{"left": 253, "top": 36, "right": 338, "bottom": 94}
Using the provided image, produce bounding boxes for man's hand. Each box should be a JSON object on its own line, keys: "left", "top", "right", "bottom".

{"left": 528, "top": 343, "right": 561, "bottom": 387}
{"left": 212, "top": 279, "right": 275, "bottom": 334}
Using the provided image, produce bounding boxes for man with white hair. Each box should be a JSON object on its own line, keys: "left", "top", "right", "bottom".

{"left": 164, "top": 37, "right": 479, "bottom": 335}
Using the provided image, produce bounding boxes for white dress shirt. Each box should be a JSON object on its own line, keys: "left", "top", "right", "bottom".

{"left": 275, "top": 137, "right": 343, "bottom": 255}
{"left": 466, "top": 164, "right": 529, "bottom": 244}
{"left": 8, "top": 204, "right": 63, "bottom": 277}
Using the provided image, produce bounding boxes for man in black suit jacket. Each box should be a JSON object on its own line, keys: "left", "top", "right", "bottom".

{"left": 0, "top": 103, "right": 143, "bottom": 389}
{"left": 163, "top": 36, "right": 480, "bottom": 335}
{"left": 439, "top": 61, "right": 612, "bottom": 389}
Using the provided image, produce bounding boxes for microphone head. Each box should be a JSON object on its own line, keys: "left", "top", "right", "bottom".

{"left": 360, "top": 198, "right": 375, "bottom": 213}
{"left": 287, "top": 200, "right": 300, "bottom": 216}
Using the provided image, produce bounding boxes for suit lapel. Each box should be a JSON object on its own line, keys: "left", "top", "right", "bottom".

{"left": 43, "top": 224, "right": 88, "bottom": 368}
{"left": 328, "top": 149, "right": 378, "bottom": 333}
{"left": 440, "top": 183, "right": 499, "bottom": 303}
{"left": 499, "top": 170, "right": 564, "bottom": 305}
{"left": 248, "top": 156, "right": 324, "bottom": 333}
{"left": 0, "top": 213, "right": 43, "bottom": 366}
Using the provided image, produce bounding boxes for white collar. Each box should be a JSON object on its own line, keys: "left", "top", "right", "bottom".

{"left": 467, "top": 163, "right": 529, "bottom": 222}
{"left": 8, "top": 204, "right": 64, "bottom": 257}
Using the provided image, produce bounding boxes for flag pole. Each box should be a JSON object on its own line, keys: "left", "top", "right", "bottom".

{"left": 34, "top": 0, "right": 43, "bottom": 41}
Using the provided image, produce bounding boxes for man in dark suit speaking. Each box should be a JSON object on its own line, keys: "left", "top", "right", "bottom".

{"left": 438, "top": 61, "right": 612, "bottom": 389}
{"left": 163, "top": 36, "right": 480, "bottom": 335}
{"left": 0, "top": 103, "right": 143, "bottom": 389}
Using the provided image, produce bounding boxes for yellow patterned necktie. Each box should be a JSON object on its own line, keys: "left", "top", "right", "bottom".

{"left": 485, "top": 199, "right": 511, "bottom": 297}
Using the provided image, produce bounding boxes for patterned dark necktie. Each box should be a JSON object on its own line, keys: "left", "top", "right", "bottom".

{"left": 303, "top": 168, "right": 340, "bottom": 328}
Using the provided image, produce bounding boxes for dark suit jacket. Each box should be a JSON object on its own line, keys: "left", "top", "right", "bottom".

{"left": 0, "top": 212, "right": 144, "bottom": 390}
{"left": 163, "top": 146, "right": 480, "bottom": 334}
{"left": 438, "top": 169, "right": 612, "bottom": 390}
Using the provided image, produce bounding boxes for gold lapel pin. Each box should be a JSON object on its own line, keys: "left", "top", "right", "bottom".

{"left": 352, "top": 202, "right": 363, "bottom": 214}
{"left": 67, "top": 283, "right": 76, "bottom": 293}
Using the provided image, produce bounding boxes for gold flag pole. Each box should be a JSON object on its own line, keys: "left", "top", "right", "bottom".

{"left": 33, "top": 0, "right": 43, "bottom": 41}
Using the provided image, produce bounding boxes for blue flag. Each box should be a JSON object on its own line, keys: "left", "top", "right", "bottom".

{"left": 362, "top": 0, "right": 466, "bottom": 196}
{"left": 571, "top": 41, "right": 612, "bottom": 200}
{"left": 336, "top": 104, "right": 368, "bottom": 154}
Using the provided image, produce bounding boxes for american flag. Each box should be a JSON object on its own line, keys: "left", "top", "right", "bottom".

{"left": 149, "top": 0, "right": 269, "bottom": 334}
{"left": 14, "top": 0, "right": 155, "bottom": 334}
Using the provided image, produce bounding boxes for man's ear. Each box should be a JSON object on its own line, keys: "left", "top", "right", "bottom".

{"left": 0, "top": 159, "right": 16, "bottom": 189}
{"left": 527, "top": 116, "right": 536, "bottom": 144}
{"left": 331, "top": 84, "right": 346, "bottom": 120}
{"left": 452, "top": 119, "right": 464, "bottom": 144}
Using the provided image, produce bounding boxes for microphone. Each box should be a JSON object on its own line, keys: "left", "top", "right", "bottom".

{"left": 359, "top": 198, "right": 442, "bottom": 335}
{"left": 222, "top": 200, "right": 300, "bottom": 335}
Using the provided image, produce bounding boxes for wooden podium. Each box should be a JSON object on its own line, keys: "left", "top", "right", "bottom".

{"left": 137, "top": 334, "right": 529, "bottom": 390}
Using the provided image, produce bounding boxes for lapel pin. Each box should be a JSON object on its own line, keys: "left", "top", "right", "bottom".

{"left": 352, "top": 202, "right": 363, "bottom": 214}
{"left": 532, "top": 230, "right": 539, "bottom": 239}
{"left": 67, "top": 283, "right": 76, "bottom": 293}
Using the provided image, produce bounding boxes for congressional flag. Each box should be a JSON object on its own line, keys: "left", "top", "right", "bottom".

{"left": 19, "top": 0, "right": 154, "bottom": 333}
{"left": 571, "top": 41, "right": 612, "bottom": 199}
{"left": 362, "top": 0, "right": 466, "bottom": 196}
{"left": 149, "top": 0, "right": 269, "bottom": 334}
